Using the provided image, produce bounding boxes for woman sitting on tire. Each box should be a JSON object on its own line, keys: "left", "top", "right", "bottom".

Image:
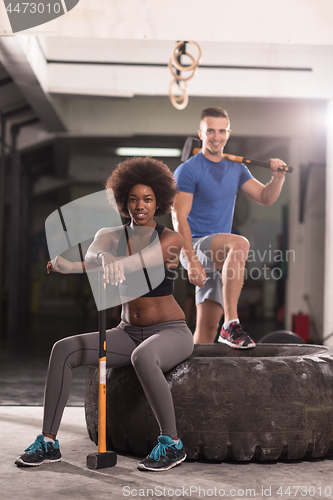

{"left": 15, "top": 157, "right": 194, "bottom": 472}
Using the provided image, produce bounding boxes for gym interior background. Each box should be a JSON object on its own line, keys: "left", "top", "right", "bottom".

{"left": 0, "top": 1, "right": 333, "bottom": 357}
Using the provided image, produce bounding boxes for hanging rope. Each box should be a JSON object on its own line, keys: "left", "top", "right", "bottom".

{"left": 168, "top": 41, "right": 201, "bottom": 110}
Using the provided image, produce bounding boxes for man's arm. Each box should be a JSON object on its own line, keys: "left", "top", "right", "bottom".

{"left": 240, "top": 158, "right": 286, "bottom": 206}
{"left": 172, "top": 191, "right": 206, "bottom": 287}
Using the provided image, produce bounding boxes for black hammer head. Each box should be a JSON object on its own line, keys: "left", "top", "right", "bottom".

{"left": 181, "top": 137, "right": 202, "bottom": 162}
{"left": 86, "top": 451, "right": 117, "bottom": 469}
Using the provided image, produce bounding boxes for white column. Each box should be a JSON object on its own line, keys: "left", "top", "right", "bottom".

{"left": 285, "top": 138, "right": 306, "bottom": 331}
{"left": 324, "top": 100, "right": 333, "bottom": 345}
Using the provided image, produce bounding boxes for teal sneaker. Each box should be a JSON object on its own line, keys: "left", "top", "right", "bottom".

{"left": 137, "top": 435, "right": 186, "bottom": 471}
{"left": 15, "top": 434, "right": 62, "bottom": 467}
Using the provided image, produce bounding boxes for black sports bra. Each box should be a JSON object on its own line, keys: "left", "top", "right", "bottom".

{"left": 116, "top": 223, "right": 176, "bottom": 298}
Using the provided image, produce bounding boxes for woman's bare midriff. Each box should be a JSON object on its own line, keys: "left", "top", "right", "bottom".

{"left": 121, "top": 295, "right": 185, "bottom": 326}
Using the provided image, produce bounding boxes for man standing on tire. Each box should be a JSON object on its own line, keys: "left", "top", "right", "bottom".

{"left": 172, "top": 107, "right": 286, "bottom": 347}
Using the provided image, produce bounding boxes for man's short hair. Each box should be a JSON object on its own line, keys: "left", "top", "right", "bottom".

{"left": 200, "top": 107, "right": 229, "bottom": 124}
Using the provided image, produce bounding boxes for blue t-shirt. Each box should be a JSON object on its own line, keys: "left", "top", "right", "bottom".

{"left": 173, "top": 152, "right": 253, "bottom": 237}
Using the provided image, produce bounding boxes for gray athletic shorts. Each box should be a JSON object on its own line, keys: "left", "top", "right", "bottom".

{"left": 180, "top": 234, "right": 223, "bottom": 307}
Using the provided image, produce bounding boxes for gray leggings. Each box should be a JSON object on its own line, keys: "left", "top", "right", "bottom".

{"left": 43, "top": 320, "right": 194, "bottom": 438}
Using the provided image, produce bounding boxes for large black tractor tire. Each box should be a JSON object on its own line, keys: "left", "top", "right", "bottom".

{"left": 85, "top": 343, "right": 333, "bottom": 461}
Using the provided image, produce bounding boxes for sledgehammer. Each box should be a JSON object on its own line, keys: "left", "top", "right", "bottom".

{"left": 86, "top": 272, "right": 117, "bottom": 469}
{"left": 181, "top": 137, "right": 293, "bottom": 173}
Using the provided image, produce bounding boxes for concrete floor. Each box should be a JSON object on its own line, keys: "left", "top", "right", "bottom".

{"left": 1, "top": 313, "right": 332, "bottom": 500}
{"left": 1, "top": 405, "right": 333, "bottom": 500}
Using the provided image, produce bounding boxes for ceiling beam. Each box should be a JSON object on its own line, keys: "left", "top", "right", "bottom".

{"left": 0, "top": 37, "right": 66, "bottom": 132}
{"left": 2, "top": 0, "right": 333, "bottom": 47}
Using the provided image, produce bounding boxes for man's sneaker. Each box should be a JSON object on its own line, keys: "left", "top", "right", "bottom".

{"left": 216, "top": 322, "right": 256, "bottom": 349}
{"left": 15, "top": 434, "right": 62, "bottom": 467}
{"left": 137, "top": 435, "right": 186, "bottom": 472}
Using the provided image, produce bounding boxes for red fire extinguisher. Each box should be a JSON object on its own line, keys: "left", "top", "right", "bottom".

{"left": 292, "top": 313, "right": 310, "bottom": 342}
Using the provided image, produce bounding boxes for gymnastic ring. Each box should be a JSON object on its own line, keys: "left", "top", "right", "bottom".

{"left": 169, "top": 79, "right": 189, "bottom": 110}
{"left": 170, "top": 78, "right": 186, "bottom": 93}
{"left": 169, "top": 92, "right": 189, "bottom": 110}
{"left": 168, "top": 57, "right": 197, "bottom": 82}
{"left": 171, "top": 41, "right": 201, "bottom": 72}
